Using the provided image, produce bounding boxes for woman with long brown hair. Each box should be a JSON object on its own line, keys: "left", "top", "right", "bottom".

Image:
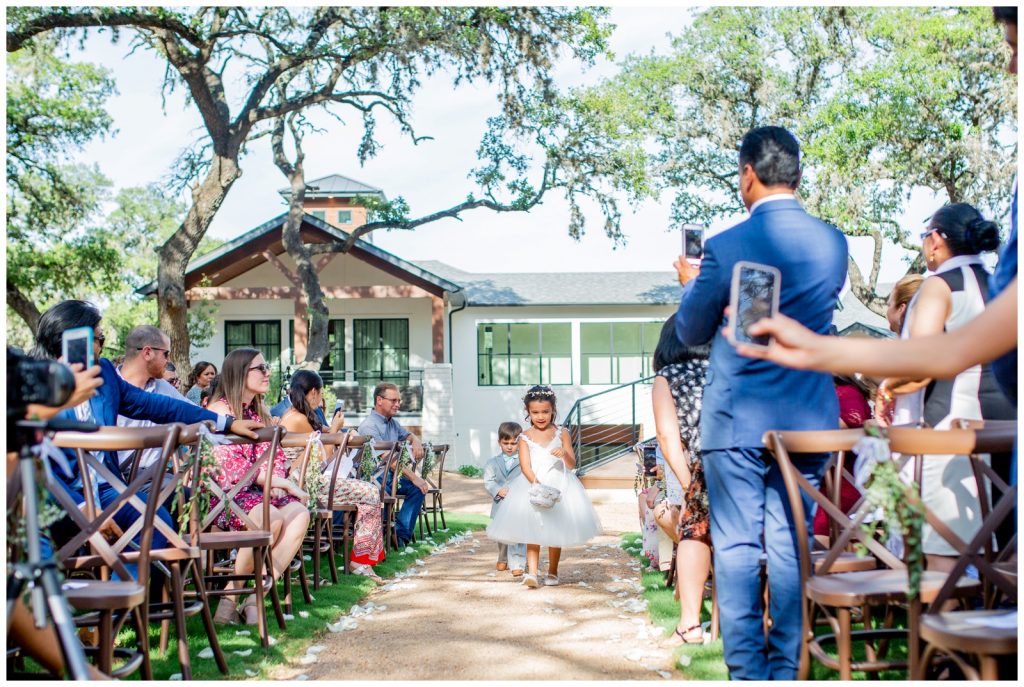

{"left": 207, "top": 348, "right": 309, "bottom": 624}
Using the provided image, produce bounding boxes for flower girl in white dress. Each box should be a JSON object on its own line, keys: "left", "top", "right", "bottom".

{"left": 487, "top": 385, "right": 602, "bottom": 588}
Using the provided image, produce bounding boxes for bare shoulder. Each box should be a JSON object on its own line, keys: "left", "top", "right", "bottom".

{"left": 206, "top": 400, "right": 229, "bottom": 415}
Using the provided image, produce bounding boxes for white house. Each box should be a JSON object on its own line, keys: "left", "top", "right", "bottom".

{"left": 140, "top": 173, "right": 890, "bottom": 470}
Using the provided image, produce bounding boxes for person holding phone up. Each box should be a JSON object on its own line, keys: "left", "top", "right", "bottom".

{"left": 670, "top": 126, "right": 848, "bottom": 680}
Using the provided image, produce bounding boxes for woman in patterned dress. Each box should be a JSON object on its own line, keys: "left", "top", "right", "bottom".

{"left": 651, "top": 315, "right": 711, "bottom": 646}
{"left": 280, "top": 370, "right": 385, "bottom": 583}
{"left": 207, "top": 348, "right": 310, "bottom": 624}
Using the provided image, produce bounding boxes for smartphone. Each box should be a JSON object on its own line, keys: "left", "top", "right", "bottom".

{"left": 334, "top": 399, "right": 345, "bottom": 416}
{"left": 62, "top": 326, "right": 94, "bottom": 368}
{"left": 682, "top": 224, "right": 705, "bottom": 261}
{"left": 642, "top": 443, "right": 658, "bottom": 476}
{"left": 727, "top": 261, "right": 781, "bottom": 349}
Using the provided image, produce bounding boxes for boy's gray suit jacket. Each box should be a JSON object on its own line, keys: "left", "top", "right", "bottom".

{"left": 482, "top": 453, "right": 522, "bottom": 519}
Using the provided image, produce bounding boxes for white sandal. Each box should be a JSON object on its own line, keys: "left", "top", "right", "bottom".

{"left": 353, "top": 564, "right": 384, "bottom": 584}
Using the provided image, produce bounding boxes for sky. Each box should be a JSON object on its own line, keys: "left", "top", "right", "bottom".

{"left": 68, "top": 5, "right": 951, "bottom": 284}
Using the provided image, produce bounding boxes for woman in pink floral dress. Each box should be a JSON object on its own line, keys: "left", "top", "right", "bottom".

{"left": 207, "top": 348, "right": 309, "bottom": 625}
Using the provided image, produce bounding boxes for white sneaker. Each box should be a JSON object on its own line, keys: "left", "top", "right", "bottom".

{"left": 523, "top": 573, "right": 539, "bottom": 588}
{"left": 543, "top": 574, "right": 560, "bottom": 586}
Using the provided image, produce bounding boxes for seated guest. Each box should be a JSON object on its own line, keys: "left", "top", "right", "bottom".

{"left": 279, "top": 370, "right": 383, "bottom": 582}
{"left": 29, "top": 301, "right": 261, "bottom": 565}
{"left": 184, "top": 360, "right": 217, "bottom": 405}
{"left": 206, "top": 348, "right": 310, "bottom": 624}
{"left": 162, "top": 361, "right": 181, "bottom": 390}
{"left": 357, "top": 383, "right": 429, "bottom": 548}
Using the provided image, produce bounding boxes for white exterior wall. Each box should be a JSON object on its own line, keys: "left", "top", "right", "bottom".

{"left": 447, "top": 303, "right": 676, "bottom": 469}
{"left": 188, "top": 253, "right": 436, "bottom": 426}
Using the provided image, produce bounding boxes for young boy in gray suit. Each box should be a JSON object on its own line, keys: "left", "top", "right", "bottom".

{"left": 483, "top": 421, "right": 526, "bottom": 577}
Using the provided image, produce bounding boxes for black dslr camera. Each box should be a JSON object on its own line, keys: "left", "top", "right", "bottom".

{"left": 7, "top": 347, "right": 76, "bottom": 445}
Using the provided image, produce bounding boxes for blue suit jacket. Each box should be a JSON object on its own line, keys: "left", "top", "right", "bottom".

{"left": 53, "top": 358, "right": 222, "bottom": 489}
{"left": 675, "top": 198, "right": 848, "bottom": 450}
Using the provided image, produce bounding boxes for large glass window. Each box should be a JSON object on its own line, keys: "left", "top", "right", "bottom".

{"left": 580, "top": 322, "right": 661, "bottom": 384}
{"left": 225, "top": 320, "right": 284, "bottom": 399}
{"left": 337, "top": 210, "right": 352, "bottom": 225}
{"left": 320, "top": 319, "right": 346, "bottom": 374}
{"left": 477, "top": 322, "right": 572, "bottom": 386}
{"left": 354, "top": 318, "right": 409, "bottom": 389}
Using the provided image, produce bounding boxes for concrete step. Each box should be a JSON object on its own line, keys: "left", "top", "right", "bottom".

{"left": 580, "top": 474, "right": 636, "bottom": 490}
{"left": 579, "top": 451, "right": 639, "bottom": 490}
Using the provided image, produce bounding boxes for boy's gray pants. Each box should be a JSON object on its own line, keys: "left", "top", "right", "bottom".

{"left": 497, "top": 542, "right": 526, "bottom": 569}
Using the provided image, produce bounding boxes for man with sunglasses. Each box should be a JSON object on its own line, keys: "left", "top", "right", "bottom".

{"left": 358, "top": 382, "right": 429, "bottom": 548}
{"left": 115, "top": 326, "right": 190, "bottom": 477}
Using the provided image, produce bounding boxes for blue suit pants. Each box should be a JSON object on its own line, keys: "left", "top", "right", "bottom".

{"left": 703, "top": 447, "right": 828, "bottom": 680}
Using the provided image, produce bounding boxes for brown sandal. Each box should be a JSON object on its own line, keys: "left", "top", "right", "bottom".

{"left": 665, "top": 623, "right": 703, "bottom": 646}
{"left": 213, "top": 598, "right": 240, "bottom": 625}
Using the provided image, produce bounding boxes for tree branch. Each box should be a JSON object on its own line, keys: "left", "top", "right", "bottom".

{"left": 7, "top": 8, "right": 207, "bottom": 52}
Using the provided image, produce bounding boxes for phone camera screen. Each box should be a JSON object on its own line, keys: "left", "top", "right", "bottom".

{"left": 684, "top": 228, "right": 704, "bottom": 259}
{"left": 66, "top": 338, "right": 90, "bottom": 367}
{"left": 736, "top": 266, "right": 775, "bottom": 346}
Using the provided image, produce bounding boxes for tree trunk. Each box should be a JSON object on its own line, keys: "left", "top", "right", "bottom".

{"left": 156, "top": 155, "right": 241, "bottom": 370}
{"left": 272, "top": 118, "right": 331, "bottom": 371}
{"left": 6, "top": 280, "right": 42, "bottom": 335}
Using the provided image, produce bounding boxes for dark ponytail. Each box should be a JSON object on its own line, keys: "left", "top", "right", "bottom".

{"left": 930, "top": 203, "right": 1001, "bottom": 256}
{"left": 288, "top": 369, "right": 325, "bottom": 431}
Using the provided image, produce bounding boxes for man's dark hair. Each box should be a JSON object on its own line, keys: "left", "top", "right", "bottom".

{"left": 993, "top": 7, "right": 1017, "bottom": 25}
{"left": 738, "top": 126, "right": 802, "bottom": 189}
{"left": 30, "top": 300, "right": 102, "bottom": 360}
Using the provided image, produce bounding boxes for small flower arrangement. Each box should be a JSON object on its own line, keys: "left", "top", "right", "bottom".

{"left": 304, "top": 439, "right": 327, "bottom": 513}
{"left": 176, "top": 428, "right": 221, "bottom": 536}
{"left": 420, "top": 441, "right": 435, "bottom": 478}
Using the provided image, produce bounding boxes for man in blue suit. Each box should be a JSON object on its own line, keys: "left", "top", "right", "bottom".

{"left": 674, "top": 126, "right": 848, "bottom": 679}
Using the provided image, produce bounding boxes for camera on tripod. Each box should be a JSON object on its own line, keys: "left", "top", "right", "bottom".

{"left": 7, "top": 346, "right": 76, "bottom": 421}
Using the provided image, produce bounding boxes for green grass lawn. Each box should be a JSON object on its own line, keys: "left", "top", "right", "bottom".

{"left": 619, "top": 532, "right": 909, "bottom": 681}
{"left": 105, "top": 513, "right": 488, "bottom": 680}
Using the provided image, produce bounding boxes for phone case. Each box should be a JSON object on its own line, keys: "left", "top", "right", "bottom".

{"left": 727, "top": 261, "right": 781, "bottom": 350}
{"left": 61, "top": 326, "right": 94, "bottom": 368}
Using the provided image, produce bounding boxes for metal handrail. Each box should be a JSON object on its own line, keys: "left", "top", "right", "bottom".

{"left": 563, "top": 375, "right": 655, "bottom": 475}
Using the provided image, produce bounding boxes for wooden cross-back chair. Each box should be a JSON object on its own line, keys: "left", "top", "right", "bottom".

{"left": 316, "top": 433, "right": 368, "bottom": 582}
{"left": 373, "top": 442, "right": 404, "bottom": 551}
{"left": 908, "top": 421, "right": 1018, "bottom": 680}
{"left": 278, "top": 430, "right": 354, "bottom": 606}
{"left": 187, "top": 426, "right": 287, "bottom": 648}
{"left": 419, "top": 443, "right": 451, "bottom": 537}
{"left": 45, "top": 424, "right": 192, "bottom": 678}
{"left": 765, "top": 427, "right": 984, "bottom": 680}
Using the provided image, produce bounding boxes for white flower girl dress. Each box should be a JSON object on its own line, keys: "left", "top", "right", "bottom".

{"left": 487, "top": 426, "right": 602, "bottom": 548}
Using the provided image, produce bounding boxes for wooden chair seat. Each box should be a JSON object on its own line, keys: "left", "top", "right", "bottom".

{"left": 814, "top": 551, "right": 876, "bottom": 574}
{"left": 917, "top": 610, "right": 1018, "bottom": 680}
{"left": 919, "top": 610, "right": 1017, "bottom": 655}
{"left": 808, "top": 569, "right": 981, "bottom": 608}
{"left": 63, "top": 580, "right": 146, "bottom": 611}
{"left": 64, "top": 546, "right": 199, "bottom": 570}
{"left": 198, "top": 530, "right": 274, "bottom": 550}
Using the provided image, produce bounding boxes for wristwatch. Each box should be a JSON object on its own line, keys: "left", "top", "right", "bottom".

{"left": 222, "top": 414, "right": 236, "bottom": 432}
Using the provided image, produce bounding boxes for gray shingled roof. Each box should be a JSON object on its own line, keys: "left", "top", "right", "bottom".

{"left": 413, "top": 261, "right": 682, "bottom": 306}
{"left": 832, "top": 286, "right": 892, "bottom": 336}
{"left": 277, "top": 173, "right": 386, "bottom": 200}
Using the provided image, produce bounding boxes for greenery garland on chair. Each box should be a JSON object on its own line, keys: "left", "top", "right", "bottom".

{"left": 303, "top": 439, "right": 326, "bottom": 514}
{"left": 855, "top": 424, "right": 926, "bottom": 600}
{"left": 175, "top": 429, "right": 219, "bottom": 537}
{"left": 420, "top": 441, "right": 435, "bottom": 479}
{"left": 358, "top": 442, "right": 377, "bottom": 482}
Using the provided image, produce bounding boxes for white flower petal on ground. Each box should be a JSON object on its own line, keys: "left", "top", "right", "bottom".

{"left": 415, "top": 559, "right": 425, "bottom": 566}
{"left": 169, "top": 673, "right": 183, "bottom": 680}
{"left": 268, "top": 635, "right": 278, "bottom": 646}
{"left": 678, "top": 655, "right": 692, "bottom": 668}
{"left": 298, "top": 654, "right": 318, "bottom": 665}
{"left": 298, "top": 611, "right": 309, "bottom": 618}
{"left": 244, "top": 669, "right": 259, "bottom": 677}
{"left": 657, "top": 670, "right": 672, "bottom": 679}
{"left": 283, "top": 613, "right": 294, "bottom": 621}
{"left": 307, "top": 645, "right": 326, "bottom": 654}
{"left": 327, "top": 617, "right": 358, "bottom": 632}
{"left": 419, "top": 569, "right": 430, "bottom": 576}
{"left": 403, "top": 546, "right": 415, "bottom": 554}
{"left": 303, "top": 554, "right": 312, "bottom": 561}
{"left": 577, "top": 581, "right": 590, "bottom": 588}
{"left": 486, "top": 572, "right": 497, "bottom": 577}
{"left": 198, "top": 647, "right": 215, "bottom": 659}
{"left": 295, "top": 674, "right": 310, "bottom": 681}
{"left": 235, "top": 630, "right": 251, "bottom": 637}
{"left": 624, "top": 649, "right": 646, "bottom": 662}
{"left": 232, "top": 649, "right": 252, "bottom": 657}
{"left": 467, "top": 549, "right": 476, "bottom": 554}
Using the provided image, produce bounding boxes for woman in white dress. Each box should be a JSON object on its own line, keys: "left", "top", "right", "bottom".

{"left": 874, "top": 203, "right": 1014, "bottom": 569}
{"left": 487, "top": 385, "right": 602, "bottom": 588}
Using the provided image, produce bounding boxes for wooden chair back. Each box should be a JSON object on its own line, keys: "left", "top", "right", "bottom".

{"left": 48, "top": 424, "right": 186, "bottom": 586}
{"left": 423, "top": 444, "right": 450, "bottom": 489}
{"left": 187, "top": 426, "right": 284, "bottom": 534}
{"left": 885, "top": 423, "right": 1017, "bottom": 611}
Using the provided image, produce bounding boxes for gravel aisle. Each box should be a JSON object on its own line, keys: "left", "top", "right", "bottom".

{"left": 269, "top": 476, "right": 679, "bottom": 681}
